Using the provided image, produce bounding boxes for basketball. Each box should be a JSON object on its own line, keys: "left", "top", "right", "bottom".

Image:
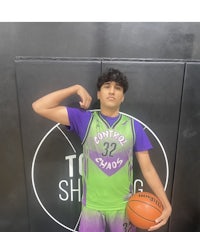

{"left": 126, "top": 192, "right": 163, "bottom": 229}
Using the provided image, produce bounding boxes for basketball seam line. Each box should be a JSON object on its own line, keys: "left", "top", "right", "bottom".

{"left": 130, "top": 200, "right": 162, "bottom": 213}
{"left": 127, "top": 205, "right": 157, "bottom": 223}
{"left": 128, "top": 199, "right": 163, "bottom": 214}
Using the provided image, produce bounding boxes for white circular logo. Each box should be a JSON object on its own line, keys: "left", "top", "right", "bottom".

{"left": 31, "top": 111, "right": 169, "bottom": 231}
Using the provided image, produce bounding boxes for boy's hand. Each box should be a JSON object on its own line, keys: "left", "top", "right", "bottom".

{"left": 148, "top": 205, "right": 172, "bottom": 231}
{"left": 77, "top": 85, "right": 92, "bottom": 109}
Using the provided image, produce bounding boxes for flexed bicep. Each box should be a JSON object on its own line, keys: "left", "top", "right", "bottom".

{"left": 32, "top": 85, "right": 90, "bottom": 125}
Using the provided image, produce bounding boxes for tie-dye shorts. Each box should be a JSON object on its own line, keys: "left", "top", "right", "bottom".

{"left": 79, "top": 206, "right": 136, "bottom": 232}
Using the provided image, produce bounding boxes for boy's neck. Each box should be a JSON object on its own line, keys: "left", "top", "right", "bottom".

{"left": 100, "top": 108, "right": 120, "bottom": 117}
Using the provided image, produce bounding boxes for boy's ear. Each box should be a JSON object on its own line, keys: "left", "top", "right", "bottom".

{"left": 121, "top": 95, "right": 124, "bottom": 103}
{"left": 97, "top": 91, "right": 100, "bottom": 99}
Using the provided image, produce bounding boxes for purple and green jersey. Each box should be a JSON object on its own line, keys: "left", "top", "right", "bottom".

{"left": 67, "top": 107, "right": 152, "bottom": 211}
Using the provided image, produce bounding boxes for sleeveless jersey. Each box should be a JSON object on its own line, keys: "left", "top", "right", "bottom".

{"left": 81, "top": 111, "right": 135, "bottom": 210}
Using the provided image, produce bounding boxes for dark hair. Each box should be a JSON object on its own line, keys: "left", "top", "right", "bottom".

{"left": 97, "top": 68, "right": 128, "bottom": 93}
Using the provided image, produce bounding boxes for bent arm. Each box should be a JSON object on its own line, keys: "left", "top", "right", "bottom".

{"left": 32, "top": 84, "right": 92, "bottom": 125}
{"left": 135, "top": 151, "right": 172, "bottom": 231}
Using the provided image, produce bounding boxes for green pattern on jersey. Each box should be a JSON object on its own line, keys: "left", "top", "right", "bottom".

{"left": 82, "top": 111, "right": 135, "bottom": 210}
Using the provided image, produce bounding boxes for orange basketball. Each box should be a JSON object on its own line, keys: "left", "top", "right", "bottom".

{"left": 126, "top": 192, "right": 163, "bottom": 229}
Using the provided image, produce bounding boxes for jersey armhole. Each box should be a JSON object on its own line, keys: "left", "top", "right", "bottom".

{"left": 81, "top": 113, "right": 94, "bottom": 145}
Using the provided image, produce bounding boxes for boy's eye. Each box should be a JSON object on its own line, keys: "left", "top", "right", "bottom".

{"left": 115, "top": 86, "right": 122, "bottom": 90}
{"left": 102, "top": 82, "right": 123, "bottom": 91}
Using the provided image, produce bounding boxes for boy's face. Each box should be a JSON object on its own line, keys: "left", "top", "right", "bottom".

{"left": 97, "top": 81, "right": 124, "bottom": 112}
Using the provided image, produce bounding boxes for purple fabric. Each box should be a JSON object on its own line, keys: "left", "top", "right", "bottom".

{"left": 66, "top": 107, "right": 153, "bottom": 152}
{"left": 89, "top": 150, "right": 129, "bottom": 176}
{"left": 79, "top": 207, "right": 136, "bottom": 232}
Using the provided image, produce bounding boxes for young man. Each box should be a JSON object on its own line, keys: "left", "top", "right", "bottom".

{"left": 32, "top": 68, "right": 172, "bottom": 232}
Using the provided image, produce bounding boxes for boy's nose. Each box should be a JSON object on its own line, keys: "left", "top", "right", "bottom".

{"left": 109, "top": 86, "right": 115, "bottom": 94}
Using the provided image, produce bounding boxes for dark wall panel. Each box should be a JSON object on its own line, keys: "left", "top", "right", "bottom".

{"left": 170, "top": 63, "right": 200, "bottom": 232}
{"left": 12, "top": 22, "right": 200, "bottom": 59}
{"left": 15, "top": 59, "right": 101, "bottom": 232}
{"left": 0, "top": 24, "right": 30, "bottom": 232}
{"left": 102, "top": 61, "right": 184, "bottom": 232}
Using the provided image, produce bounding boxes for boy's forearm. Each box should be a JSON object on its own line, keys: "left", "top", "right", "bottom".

{"left": 32, "top": 85, "right": 81, "bottom": 111}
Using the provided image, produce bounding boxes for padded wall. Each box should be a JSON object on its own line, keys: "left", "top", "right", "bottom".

{"left": 170, "top": 63, "right": 200, "bottom": 232}
{"left": 15, "top": 59, "right": 101, "bottom": 232}
{"left": 15, "top": 57, "right": 188, "bottom": 232}
{"left": 1, "top": 23, "right": 200, "bottom": 232}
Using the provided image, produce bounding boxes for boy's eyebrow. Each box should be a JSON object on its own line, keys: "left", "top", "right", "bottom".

{"left": 102, "top": 82, "right": 111, "bottom": 86}
{"left": 103, "top": 81, "right": 121, "bottom": 85}
{"left": 102, "top": 82, "right": 123, "bottom": 89}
